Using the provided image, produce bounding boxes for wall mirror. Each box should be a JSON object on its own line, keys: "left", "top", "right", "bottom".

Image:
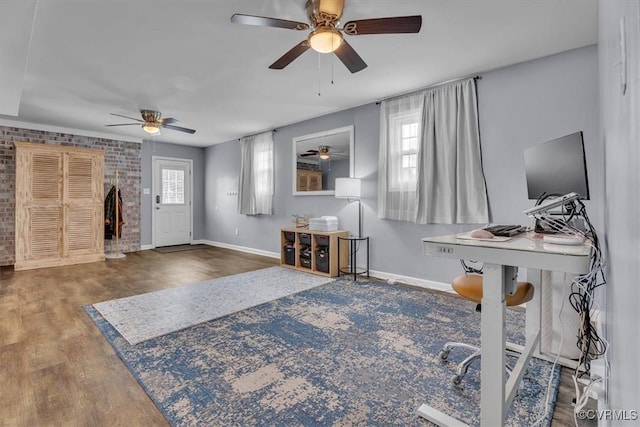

{"left": 293, "top": 125, "right": 354, "bottom": 196}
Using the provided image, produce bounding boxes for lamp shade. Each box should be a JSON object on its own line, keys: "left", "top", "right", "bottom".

{"left": 143, "top": 124, "right": 160, "bottom": 134}
{"left": 308, "top": 27, "right": 343, "bottom": 53}
{"left": 335, "top": 177, "right": 361, "bottom": 199}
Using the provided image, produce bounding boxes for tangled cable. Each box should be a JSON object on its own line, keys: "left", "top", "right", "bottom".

{"left": 534, "top": 197, "right": 608, "bottom": 373}
{"left": 566, "top": 200, "right": 608, "bottom": 376}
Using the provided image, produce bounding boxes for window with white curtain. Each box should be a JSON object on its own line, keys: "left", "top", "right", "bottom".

{"left": 238, "top": 131, "right": 274, "bottom": 215}
{"left": 252, "top": 139, "right": 273, "bottom": 203}
{"left": 378, "top": 78, "right": 489, "bottom": 224}
{"left": 389, "top": 112, "right": 421, "bottom": 191}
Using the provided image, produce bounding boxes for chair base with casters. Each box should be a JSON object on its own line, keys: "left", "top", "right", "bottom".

{"left": 439, "top": 342, "right": 523, "bottom": 386}
{"left": 439, "top": 273, "right": 534, "bottom": 386}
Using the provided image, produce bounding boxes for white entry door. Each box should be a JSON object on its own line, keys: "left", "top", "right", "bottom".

{"left": 153, "top": 157, "right": 192, "bottom": 247}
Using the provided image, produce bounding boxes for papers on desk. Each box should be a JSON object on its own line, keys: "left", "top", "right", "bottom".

{"left": 542, "top": 242, "right": 590, "bottom": 254}
{"left": 456, "top": 231, "right": 512, "bottom": 242}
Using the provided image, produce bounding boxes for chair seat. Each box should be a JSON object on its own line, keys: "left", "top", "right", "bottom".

{"left": 452, "top": 274, "right": 534, "bottom": 306}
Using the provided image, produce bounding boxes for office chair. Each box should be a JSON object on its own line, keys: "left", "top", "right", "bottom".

{"left": 439, "top": 271, "right": 534, "bottom": 386}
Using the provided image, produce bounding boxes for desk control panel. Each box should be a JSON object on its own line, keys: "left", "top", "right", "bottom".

{"left": 436, "top": 246, "right": 454, "bottom": 254}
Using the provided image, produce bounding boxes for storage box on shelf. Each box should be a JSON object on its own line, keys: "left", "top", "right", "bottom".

{"left": 280, "top": 228, "right": 348, "bottom": 277}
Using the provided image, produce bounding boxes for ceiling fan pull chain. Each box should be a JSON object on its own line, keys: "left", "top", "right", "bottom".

{"left": 331, "top": 51, "right": 335, "bottom": 85}
{"left": 317, "top": 52, "right": 322, "bottom": 96}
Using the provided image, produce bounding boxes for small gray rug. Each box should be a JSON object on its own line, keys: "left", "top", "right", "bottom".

{"left": 152, "top": 244, "right": 210, "bottom": 253}
{"left": 92, "top": 266, "right": 334, "bottom": 345}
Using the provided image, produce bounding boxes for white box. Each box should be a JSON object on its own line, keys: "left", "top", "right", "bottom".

{"left": 308, "top": 216, "right": 339, "bottom": 231}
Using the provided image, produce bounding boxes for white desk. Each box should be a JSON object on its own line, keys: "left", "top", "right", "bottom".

{"left": 419, "top": 232, "right": 591, "bottom": 426}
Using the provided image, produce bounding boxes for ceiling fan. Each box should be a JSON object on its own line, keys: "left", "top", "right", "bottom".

{"left": 231, "top": 0, "right": 422, "bottom": 73}
{"left": 300, "top": 145, "right": 345, "bottom": 160}
{"left": 106, "top": 110, "right": 196, "bottom": 135}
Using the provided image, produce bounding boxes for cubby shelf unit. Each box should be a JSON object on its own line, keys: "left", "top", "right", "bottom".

{"left": 280, "top": 228, "right": 348, "bottom": 277}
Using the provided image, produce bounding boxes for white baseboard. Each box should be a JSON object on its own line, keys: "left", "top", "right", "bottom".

{"left": 369, "top": 269, "right": 452, "bottom": 293}
{"left": 152, "top": 240, "right": 452, "bottom": 292}
{"left": 193, "top": 240, "right": 280, "bottom": 259}
{"left": 140, "top": 244, "right": 154, "bottom": 250}
{"left": 197, "top": 241, "right": 451, "bottom": 291}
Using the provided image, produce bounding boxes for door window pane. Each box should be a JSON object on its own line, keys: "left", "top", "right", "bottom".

{"left": 162, "top": 169, "right": 184, "bottom": 204}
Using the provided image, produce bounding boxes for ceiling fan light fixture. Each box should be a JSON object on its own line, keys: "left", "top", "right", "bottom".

{"left": 142, "top": 124, "right": 161, "bottom": 134}
{"left": 319, "top": 153, "right": 330, "bottom": 160}
{"left": 308, "top": 26, "right": 343, "bottom": 53}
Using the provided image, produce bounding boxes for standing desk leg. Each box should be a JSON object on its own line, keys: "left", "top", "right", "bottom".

{"left": 417, "top": 262, "right": 510, "bottom": 427}
{"left": 481, "top": 264, "right": 507, "bottom": 426}
{"left": 526, "top": 268, "right": 543, "bottom": 358}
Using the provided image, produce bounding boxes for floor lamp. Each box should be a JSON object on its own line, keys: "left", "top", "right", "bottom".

{"left": 335, "top": 177, "right": 362, "bottom": 237}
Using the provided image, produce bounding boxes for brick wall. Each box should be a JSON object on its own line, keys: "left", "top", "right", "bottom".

{"left": 0, "top": 126, "right": 141, "bottom": 266}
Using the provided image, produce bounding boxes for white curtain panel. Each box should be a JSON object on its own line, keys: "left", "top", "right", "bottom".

{"left": 378, "top": 78, "right": 489, "bottom": 224}
{"left": 238, "top": 131, "right": 274, "bottom": 215}
{"left": 377, "top": 92, "right": 424, "bottom": 221}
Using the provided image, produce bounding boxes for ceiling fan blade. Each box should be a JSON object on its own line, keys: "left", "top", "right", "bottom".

{"left": 334, "top": 40, "right": 367, "bottom": 73}
{"left": 109, "top": 113, "right": 144, "bottom": 122}
{"left": 269, "top": 40, "right": 311, "bottom": 70}
{"left": 161, "top": 117, "right": 178, "bottom": 125}
{"left": 231, "top": 14, "right": 309, "bottom": 30}
{"left": 105, "top": 123, "right": 140, "bottom": 127}
{"left": 342, "top": 15, "right": 422, "bottom": 35}
{"left": 300, "top": 152, "right": 318, "bottom": 157}
{"left": 162, "top": 124, "right": 196, "bottom": 134}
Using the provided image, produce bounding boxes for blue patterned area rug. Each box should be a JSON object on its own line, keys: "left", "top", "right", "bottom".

{"left": 85, "top": 278, "right": 559, "bottom": 426}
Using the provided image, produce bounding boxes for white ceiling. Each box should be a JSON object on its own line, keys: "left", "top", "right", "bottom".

{"left": 0, "top": 0, "right": 597, "bottom": 147}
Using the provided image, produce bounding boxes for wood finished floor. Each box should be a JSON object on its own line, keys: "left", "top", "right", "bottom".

{"left": 0, "top": 246, "right": 590, "bottom": 426}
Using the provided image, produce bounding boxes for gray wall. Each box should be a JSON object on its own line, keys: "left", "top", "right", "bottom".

{"left": 203, "top": 45, "right": 600, "bottom": 286}
{"left": 204, "top": 112, "right": 357, "bottom": 253}
{"left": 599, "top": 0, "right": 640, "bottom": 415}
{"left": 322, "top": 158, "right": 349, "bottom": 191}
{"left": 140, "top": 141, "right": 206, "bottom": 246}
{"left": 478, "top": 45, "right": 603, "bottom": 231}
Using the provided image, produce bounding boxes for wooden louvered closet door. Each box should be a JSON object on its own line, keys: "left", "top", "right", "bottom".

{"left": 15, "top": 142, "right": 105, "bottom": 270}
{"left": 296, "top": 170, "right": 323, "bottom": 191}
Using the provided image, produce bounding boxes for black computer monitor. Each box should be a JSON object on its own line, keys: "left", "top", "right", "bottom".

{"left": 524, "top": 131, "right": 590, "bottom": 200}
